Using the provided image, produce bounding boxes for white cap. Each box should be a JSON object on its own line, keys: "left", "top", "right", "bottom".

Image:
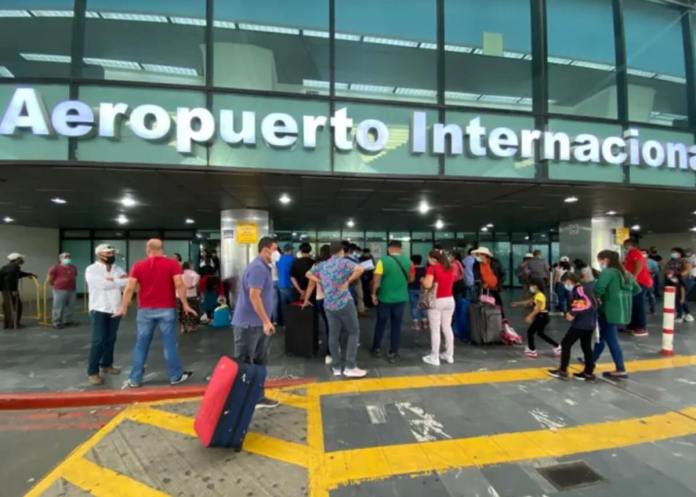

{"left": 524, "top": 253, "right": 534, "bottom": 258}
{"left": 59, "top": 252, "right": 71, "bottom": 259}
{"left": 472, "top": 247, "right": 493, "bottom": 258}
{"left": 560, "top": 256, "right": 570, "bottom": 262}
{"left": 95, "top": 244, "right": 116, "bottom": 255}
{"left": 7, "top": 252, "right": 25, "bottom": 261}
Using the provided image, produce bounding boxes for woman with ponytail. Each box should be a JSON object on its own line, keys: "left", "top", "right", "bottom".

{"left": 421, "top": 249, "right": 455, "bottom": 366}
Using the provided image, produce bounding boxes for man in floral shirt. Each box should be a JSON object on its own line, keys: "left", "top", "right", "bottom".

{"left": 308, "top": 242, "right": 367, "bottom": 378}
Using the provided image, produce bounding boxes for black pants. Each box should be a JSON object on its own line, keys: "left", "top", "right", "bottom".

{"left": 527, "top": 313, "right": 557, "bottom": 350}
{"left": 560, "top": 327, "right": 595, "bottom": 374}
{"left": 2, "top": 291, "right": 22, "bottom": 329}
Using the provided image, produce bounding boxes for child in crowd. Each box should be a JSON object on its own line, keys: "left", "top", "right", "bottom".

{"left": 512, "top": 279, "right": 561, "bottom": 358}
{"left": 212, "top": 296, "right": 231, "bottom": 328}
{"left": 548, "top": 272, "right": 597, "bottom": 381}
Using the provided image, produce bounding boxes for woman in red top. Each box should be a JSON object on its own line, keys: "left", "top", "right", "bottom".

{"left": 421, "top": 250, "right": 455, "bottom": 366}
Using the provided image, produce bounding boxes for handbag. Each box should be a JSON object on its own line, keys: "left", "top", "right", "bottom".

{"left": 480, "top": 289, "right": 496, "bottom": 306}
{"left": 418, "top": 283, "right": 438, "bottom": 310}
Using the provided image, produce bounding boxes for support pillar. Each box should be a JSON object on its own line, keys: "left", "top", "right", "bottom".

{"left": 559, "top": 216, "right": 625, "bottom": 269}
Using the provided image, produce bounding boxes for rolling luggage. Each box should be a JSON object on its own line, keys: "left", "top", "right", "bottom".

{"left": 284, "top": 302, "right": 317, "bottom": 357}
{"left": 194, "top": 356, "right": 266, "bottom": 450}
{"left": 469, "top": 302, "right": 503, "bottom": 345}
{"left": 453, "top": 298, "right": 471, "bottom": 341}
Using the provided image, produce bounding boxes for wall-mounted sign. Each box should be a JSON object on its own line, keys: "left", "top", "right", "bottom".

{"left": 235, "top": 222, "right": 258, "bottom": 244}
{"left": 1, "top": 87, "right": 696, "bottom": 171}
{"left": 615, "top": 227, "right": 631, "bottom": 245}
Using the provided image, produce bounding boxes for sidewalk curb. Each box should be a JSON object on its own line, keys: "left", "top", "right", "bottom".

{"left": 0, "top": 378, "right": 313, "bottom": 410}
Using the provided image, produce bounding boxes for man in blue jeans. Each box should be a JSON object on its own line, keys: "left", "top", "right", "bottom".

{"left": 371, "top": 240, "right": 414, "bottom": 363}
{"left": 115, "top": 239, "right": 197, "bottom": 388}
{"left": 275, "top": 243, "right": 295, "bottom": 326}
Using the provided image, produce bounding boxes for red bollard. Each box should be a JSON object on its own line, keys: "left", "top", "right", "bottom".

{"left": 661, "top": 286, "right": 676, "bottom": 356}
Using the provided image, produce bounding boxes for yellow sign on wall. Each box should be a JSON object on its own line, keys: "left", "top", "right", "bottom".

{"left": 236, "top": 222, "right": 259, "bottom": 244}
{"left": 615, "top": 227, "right": 630, "bottom": 245}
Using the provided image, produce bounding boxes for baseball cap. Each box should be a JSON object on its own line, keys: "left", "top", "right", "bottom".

{"left": 7, "top": 252, "right": 25, "bottom": 261}
{"left": 95, "top": 244, "right": 116, "bottom": 255}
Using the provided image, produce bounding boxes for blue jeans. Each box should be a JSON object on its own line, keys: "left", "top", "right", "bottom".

{"left": 233, "top": 325, "right": 269, "bottom": 397}
{"left": 272, "top": 282, "right": 281, "bottom": 325}
{"left": 87, "top": 311, "right": 121, "bottom": 376}
{"left": 409, "top": 289, "right": 425, "bottom": 321}
{"left": 592, "top": 317, "right": 626, "bottom": 372}
{"left": 372, "top": 301, "right": 406, "bottom": 354}
{"left": 129, "top": 308, "right": 183, "bottom": 385}
{"left": 554, "top": 282, "right": 569, "bottom": 313}
{"left": 277, "top": 287, "right": 294, "bottom": 326}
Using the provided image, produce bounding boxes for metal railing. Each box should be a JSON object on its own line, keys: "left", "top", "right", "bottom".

{"left": 0, "top": 276, "right": 43, "bottom": 324}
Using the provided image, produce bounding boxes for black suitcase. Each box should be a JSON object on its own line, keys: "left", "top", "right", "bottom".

{"left": 284, "top": 302, "right": 317, "bottom": 357}
{"left": 469, "top": 302, "right": 503, "bottom": 345}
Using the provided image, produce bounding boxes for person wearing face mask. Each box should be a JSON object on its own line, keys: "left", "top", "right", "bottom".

{"left": 0, "top": 253, "right": 37, "bottom": 329}
{"left": 591, "top": 250, "right": 641, "bottom": 380}
{"left": 47, "top": 252, "right": 78, "bottom": 329}
{"left": 512, "top": 278, "right": 560, "bottom": 359}
{"left": 665, "top": 247, "right": 693, "bottom": 323}
{"left": 270, "top": 247, "right": 282, "bottom": 327}
{"left": 84, "top": 245, "right": 128, "bottom": 385}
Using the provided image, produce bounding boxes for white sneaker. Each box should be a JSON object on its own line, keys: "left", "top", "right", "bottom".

{"left": 332, "top": 368, "right": 342, "bottom": 377}
{"left": 343, "top": 367, "right": 367, "bottom": 378}
{"left": 685, "top": 314, "right": 695, "bottom": 323}
{"left": 439, "top": 353, "right": 454, "bottom": 364}
{"left": 422, "top": 354, "right": 440, "bottom": 366}
{"left": 553, "top": 346, "right": 562, "bottom": 357}
{"left": 676, "top": 317, "right": 684, "bottom": 324}
{"left": 325, "top": 355, "right": 333, "bottom": 365}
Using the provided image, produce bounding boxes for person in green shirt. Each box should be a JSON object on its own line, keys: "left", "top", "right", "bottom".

{"left": 592, "top": 249, "right": 641, "bottom": 380}
{"left": 370, "top": 240, "right": 413, "bottom": 363}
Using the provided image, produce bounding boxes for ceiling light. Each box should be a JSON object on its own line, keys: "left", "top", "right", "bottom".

{"left": 116, "top": 214, "right": 129, "bottom": 225}
{"left": 185, "top": 218, "right": 195, "bottom": 225}
{"left": 394, "top": 87, "right": 437, "bottom": 97}
{"left": 503, "top": 51, "right": 526, "bottom": 59}
{"left": 564, "top": 196, "right": 579, "bottom": 203}
{"left": 142, "top": 63, "right": 198, "bottom": 76}
{"left": 0, "top": 10, "right": 30, "bottom": 17}
{"left": 120, "top": 196, "right": 136, "bottom": 208}
{"left": 418, "top": 200, "right": 430, "bottom": 215}
{"left": 481, "top": 227, "right": 489, "bottom": 232}
{"left": 169, "top": 16, "right": 206, "bottom": 26}
{"left": 100, "top": 12, "right": 168, "bottom": 23}
{"left": 0, "top": 66, "right": 14, "bottom": 78}
{"left": 486, "top": 223, "right": 494, "bottom": 228}
{"left": 3, "top": 216, "right": 14, "bottom": 223}
{"left": 349, "top": 83, "right": 394, "bottom": 94}
{"left": 548, "top": 56, "right": 572, "bottom": 65}
{"left": 279, "top": 193, "right": 291, "bottom": 205}
{"left": 419, "top": 42, "right": 437, "bottom": 50}
{"left": 690, "top": 227, "right": 696, "bottom": 232}
{"left": 20, "top": 53, "right": 71, "bottom": 63}
{"left": 570, "top": 60, "right": 615, "bottom": 71}
{"left": 445, "top": 91, "right": 481, "bottom": 101}
{"left": 631, "top": 225, "right": 641, "bottom": 231}
{"left": 238, "top": 23, "right": 299, "bottom": 35}
{"left": 84, "top": 57, "right": 141, "bottom": 70}
{"left": 212, "top": 20, "right": 236, "bottom": 29}
{"left": 478, "top": 94, "right": 520, "bottom": 104}
{"left": 84, "top": 11, "right": 100, "bottom": 18}
{"left": 363, "top": 36, "right": 419, "bottom": 48}
{"left": 444, "top": 44, "right": 473, "bottom": 53}
{"left": 302, "top": 29, "right": 329, "bottom": 38}
{"left": 606, "top": 210, "right": 617, "bottom": 216}
{"left": 30, "top": 9, "right": 73, "bottom": 17}
{"left": 435, "top": 219, "right": 445, "bottom": 230}
{"left": 51, "top": 197, "right": 67, "bottom": 205}
{"left": 335, "top": 32, "right": 362, "bottom": 42}
{"left": 346, "top": 219, "right": 355, "bottom": 228}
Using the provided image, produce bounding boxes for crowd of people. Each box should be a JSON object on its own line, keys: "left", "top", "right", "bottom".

{"left": 1, "top": 235, "right": 694, "bottom": 390}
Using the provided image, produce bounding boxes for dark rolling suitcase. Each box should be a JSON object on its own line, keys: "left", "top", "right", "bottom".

{"left": 469, "top": 302, "right": 503, "bottom": 345}
{"left": 194, "top": 356, "right": 266, "bottom": 450}
{"left": 284, "top": 302, "right": 317, "bottom": 357}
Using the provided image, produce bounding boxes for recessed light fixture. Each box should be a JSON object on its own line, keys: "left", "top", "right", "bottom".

{"left": 631, "top": 224, "right": 641, "bottom": 231}
{"left": 486, "top": 223, "right": 494, "bottom": 228}
{"left": 51, "top": 197, "right": 67, "bottom": 205}
{"left": 185, "top": 218, "right": 195, "bottom": 224}
{"left": 690, "top": 227, "right": 696, "bottom": 232}
{"left": 3, "top": 216, "right": 14, "bottom": 223}
{"left": 346, "top": 219, "right": 355, "bottom": 228}
{"left": 279, "top": 193, "right": 291, "bottom": 205}
{"left": 435, "top": 219, "right": 444, "bottom": 230}
{"left": 418, "top": 200, "right": 430, "bottom": 215}
{"left": 116, "top": 214, "right": 129, "bottom": 225}
{"left": 481, "top": 227, "right": 489, "bottom": 232}
{"left": 606, "top": 210, "right": 617, "bottom": 216}
{"left": 120, "top": 196, "right": 136, "bottom": 208}
{"left": 564, "top": 196, "right": 579, "bottom": 203}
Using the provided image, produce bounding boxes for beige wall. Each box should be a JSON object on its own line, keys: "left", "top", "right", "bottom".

{"left": 0, "top": 224, "right": 59, "bottom": 301}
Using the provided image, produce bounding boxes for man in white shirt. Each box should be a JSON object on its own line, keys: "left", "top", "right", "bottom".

{"left": 84, "top": 244, "right": 128, "bottom": 385}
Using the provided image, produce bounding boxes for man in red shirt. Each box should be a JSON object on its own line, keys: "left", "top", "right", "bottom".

{"left": 116, "top": 239, "right": 197, "bottom": 388}
{"left": 623, "top": 238, "right": 653, "bottom": 337}
{"left": 47, "top": 252, "right": 78, "bottom": 329}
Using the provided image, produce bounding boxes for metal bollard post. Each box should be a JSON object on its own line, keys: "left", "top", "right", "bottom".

{"left": 661, "top": 286, "right": 676, "bottom": 356}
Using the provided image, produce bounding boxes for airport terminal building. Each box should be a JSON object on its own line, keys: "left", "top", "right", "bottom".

{"left": 1, "top": 0, "right": 696, "bottom": 288}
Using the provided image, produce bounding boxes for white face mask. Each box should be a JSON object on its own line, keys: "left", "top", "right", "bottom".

{"left": 475, "top": 256, "right": 482, "bottom": 263}
{"left": 599, "top": 262, "right": 607, "bottom": 270}
{"left": 271, "top": 251, "right": 281, "bottom": 263}
{"left": 529, "top": 286, "right": 537, "bottom": 294}
{"left": 564, "top": 283, "right": 574, "bottom": 292}
{"left": 671, "top": 252, "right": 681, "bottom": 259}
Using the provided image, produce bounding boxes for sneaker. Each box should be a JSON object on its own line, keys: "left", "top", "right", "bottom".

{"left": 371, "top": 348, "right": 382, "bottom": 358}
{"left": 675, "top": 317, "right": 685, "bottom": 324}
{"left": 256, "top": 397, "right": 280, "bottom": 409}
{"left": 547, "top": 369, "right": 568, "bottom": 379}
{"left": 170, "top": 371, "right": 193, "bottom": 385}
{"left": 602, "top": 371, "right": 628, "bottom": 380}
{"left": 631, "top": 329, "right": 648, "bottom": 337}
{"left": 524, "top": 348, "right": 539, "bottom": 358}
{"left": 439, "top": 353, "right": 454, "bottom": 364}
{"left": 88, "top": 374, "right": 104, "bottom": 386}
{"left": 387, "top": 352, "right": 399, "bottom": 364}
{"left": 100, "top": 366, "right": 122, "bottom": 375}
{"left": 573, "top": 372, "right": 596, "bottom": 381}
{"left": 121, "top": 379, "right": 141, "bottom": 389}
{"left": 332, "top": 368, "right": 342, "bottom": 377}
{"left": 553, "top": 346, "right": 563, "bottom": 357}
{"left": 422, "top": 354, "right": 440, "bottom": 366}
{"left": 343, "top": 367, "right": 368, "bottom": 378}
{"left": 685, "top": 314, "right": 695, "bottom": 323}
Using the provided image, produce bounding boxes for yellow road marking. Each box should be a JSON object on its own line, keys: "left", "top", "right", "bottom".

{"left": 316, "top": 355, "right": 696, "bottom": 396}
{"left": 264, "top": 389, "right": 308, "bottom": 409}
{"left": 63, "top": 458, "right": 169, "bottom": 497}
{"left": 307, "top": 384, "right": 330, "bottom": 497}
{"left": 324, "top": 406, "right": 696, "bottom": 489}
{"left": 127, "top": 406, "right": 310, "bottom": 468}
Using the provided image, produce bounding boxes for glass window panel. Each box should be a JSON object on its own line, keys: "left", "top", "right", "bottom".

{"left": 0, "top": 1, "right": 74, "bottom": 79}
{"left": 62, "top": 230, "right": 91, "bottom": 238}
{"left": 210, "top": 94, "right": 330, "bottom": 172}
{"left": 335, "top": 0, "right": 436, "bottom": 103}
{"left": 317, "top": 230, "right": 341, "bottom": 241}
{"left": 342, "top": 231, "right": 365, "bottom": 245}
{"left": 492, "top": 241, "right": 511, "bottom": 286}
{"left": 213, "top": 0, "right": 328, "bottom": 94}
{"left": 333, "top": 103, "right": 439, "bottom": 175}
{"left": 445, "top": 0, "right": 532, "bottom": 110}
{"left": 547, "top": 0, "right": 617, "bottom": 119}
{"left": 411, "top": 231, "right": 433, "bottom": 241}
{"left": 629, "top": 127, "right": 695, "bottom": 188}
{"left": 624, "top": 0, "right": 688, "bottom": 126}
{"left": 163, "top": 240, "right": 191, "bottom": 262}
{"left": 127, "top": 239, "right": 146, "bottom": 269}
{"left": 411, "top": 242, "right": 432, "bottom": 259}
{"left": 511, "top": 243, "right": 531, "bottom": 287}
{"left": 551, "top": 242, "right": 561, "bottom": 266}
{"left": 76, "top": 86, "right": 206, "bottom": 166}
{"left": 365, "top": 231, "right": 387, "bottom": 241}
{"left": 83, "top": 1, "right": 206, "bottom": 86}
{"left": 444, "top": 111, "right": 536, "bottom": 179}
{"left": 0, "top": 84, "right": 69, "bottom": 161}
{"left": 61, "top": 240, "right": 92, "bottom": 293}
{"left": 547, "top": 119, "right": 625, "bottom": 183}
